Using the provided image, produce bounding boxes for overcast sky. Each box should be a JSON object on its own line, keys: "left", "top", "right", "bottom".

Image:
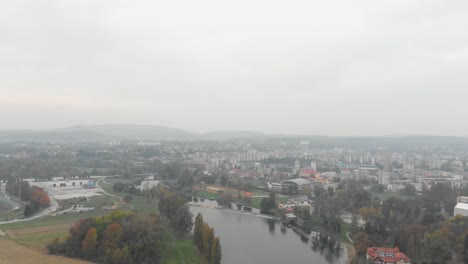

{"left": 1, "top": 0, "right": 467, "bottom": 136}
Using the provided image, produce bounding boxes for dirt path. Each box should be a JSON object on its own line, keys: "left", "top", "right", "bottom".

{"left": 0, "top": 237, "right": 91, "bottom": 264}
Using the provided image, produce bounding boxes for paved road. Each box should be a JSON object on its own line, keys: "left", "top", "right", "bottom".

{"left": 0, "top": 185, "right": 60, "bottom": 225}
{"left": 0, "top": 176, "right": 116, "bottom": 226}
{"left": 0, "top": 195, "right": 58, "bottom": 225}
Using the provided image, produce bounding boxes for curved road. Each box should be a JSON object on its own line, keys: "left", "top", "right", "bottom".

{"left": 0, "top": 195, "right": 58, "bottom": 225}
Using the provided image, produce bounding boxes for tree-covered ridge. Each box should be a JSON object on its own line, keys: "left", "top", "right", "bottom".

{"left": 48, "top": 211, "right": 163, "bottom": 264}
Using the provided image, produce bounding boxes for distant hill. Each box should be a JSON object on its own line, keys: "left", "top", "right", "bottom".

{"left": 0, "top": 125, "right": 263, "bottom": 142}
{"left": 52, "top": 124, "right": 194, "bottom": 141}
{"left": 201, "top": 130, "right": 264, "bottom": 140}
{"left": 0, "top": 125, "right": 467, "bottom": 149}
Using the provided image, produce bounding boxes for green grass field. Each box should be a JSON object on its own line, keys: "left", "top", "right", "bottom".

{"left": 15, "top": 231, "right": 68, "bottom": 248}
{"left": 252, "top": 190, "right": 270, "bottom": 196}
{"left": 162, "top": 240, "right": 207, "bottom": 264}
{"left": 58, "top": 195, "right": 117, "bottom": 209}
{"left": 98, "top": 178, "right": 159, "bottom": 214}
{"left": 0, "top": 206, "right": 24, "bottom": 221}
{"left": 194, "top": 190, "right": 218, "bottom": 200}
{"left": 0, "top": 209, "right": 117, "bottom": 230}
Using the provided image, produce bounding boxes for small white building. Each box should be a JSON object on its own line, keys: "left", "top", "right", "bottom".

{"left": 454, "top": 203, "right": 468, "bottom": 217}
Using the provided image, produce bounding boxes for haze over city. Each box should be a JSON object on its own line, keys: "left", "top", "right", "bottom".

{"left": 2, "top": 0, "right": 468, "bottom": 136}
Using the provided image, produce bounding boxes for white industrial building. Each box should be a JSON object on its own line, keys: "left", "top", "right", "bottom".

{"left": 454, "top": 203, "right": 468, "bottom": 217}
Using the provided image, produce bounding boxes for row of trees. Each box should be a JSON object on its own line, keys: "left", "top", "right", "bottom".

{"left": 5, "top": 179, "right": 31, "bottom": 201}
{"left": 113, "top": 182, "right": 143, "bottom": 196}
{"left": 193, "top": 213, "right": 222, "bottom": 264}
{"left": 48, "top": 211, "right": 163, "bottom": 264}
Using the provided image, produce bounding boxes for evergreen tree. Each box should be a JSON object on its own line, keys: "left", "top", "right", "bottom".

{"left": 23, "top": 204, "right": 32, "bottom": 217}
{"left": 194, "top": 213, "right": 204, "bottom": 251}
{"left": 202, "top": 224, "right": 214, "bottom": 261}
{"left": 211, "top": 236, "right": 222, "bottom": 264}
{"left": 464, "top": 234, "right": 468, "bottom": 264}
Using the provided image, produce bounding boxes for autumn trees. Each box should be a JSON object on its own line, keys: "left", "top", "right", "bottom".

{"left": 48, "top": 211, "right": 163, "bottom": 264}
{"left": 193, "top": 213, "right": 222, "bottom": 264}
{"left": 82, "top": 227, "right": 98, "bottom": 259}
{"left": 23, "top": 185, "right": 50, "bottom": 217}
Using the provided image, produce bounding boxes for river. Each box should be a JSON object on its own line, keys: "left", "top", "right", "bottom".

{"left": 190, "top": 200, "right": 347, "bottom": 264}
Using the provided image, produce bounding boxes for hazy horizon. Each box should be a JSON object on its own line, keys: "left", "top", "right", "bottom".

{"left": 2, "top": 1, "right": 468, "bottom": 136}
{"left": 1, "top": 123, "right": 467, "bottom": 138}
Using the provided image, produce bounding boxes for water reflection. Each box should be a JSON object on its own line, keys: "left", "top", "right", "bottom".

{"left": 267, "top": 219, "right": 275, "bottom": 234}
{"left": 189, "top": 200, "right": 346, "bottom": 264}
{"left": 311, "top": 233, "right": 343, "bottom": 264}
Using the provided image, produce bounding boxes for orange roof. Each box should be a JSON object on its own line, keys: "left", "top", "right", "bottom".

{"left": 367, "top": 247, "right": 410, "bottom": 263}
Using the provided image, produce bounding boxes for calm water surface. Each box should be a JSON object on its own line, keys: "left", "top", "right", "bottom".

{"left": 190, "top": 201, "right": 346, "bottom": 264}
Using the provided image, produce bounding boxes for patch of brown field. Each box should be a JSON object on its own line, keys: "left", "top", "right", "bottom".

{"left": 0, "top": 237, "right": 91, "bottom": 264}
{"left": 6, "top": 223, "right": 72, "bottom": 239}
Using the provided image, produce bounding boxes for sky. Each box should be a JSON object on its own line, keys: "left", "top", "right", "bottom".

{"left": 1, "top": 0, "right": 468, "bottom": 136}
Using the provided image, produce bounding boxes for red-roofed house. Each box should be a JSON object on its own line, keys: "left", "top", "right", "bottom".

{"left": 300, "top": 169, "right": 318, "bottom": 178}
{"left": 366, "top": 247, "right": 410, "bottom": 264}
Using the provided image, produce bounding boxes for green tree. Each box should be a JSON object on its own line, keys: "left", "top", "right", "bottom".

{"left": 194, "top": 213, "right": 204, "bottom": 252}
{"left": 172, "top": 205, "right": 193, "bottom": 236}
{"left": 123, "top": 194, "right": 133, "bottom": 203}
{"left": 313, "top": 185, "right": 326, "bottom": 198}
{"left": 23, "top": 204, "right": 32, "bottom": 217}
{"left": 402, "top": 184, "right": 416, "bottom": 196}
